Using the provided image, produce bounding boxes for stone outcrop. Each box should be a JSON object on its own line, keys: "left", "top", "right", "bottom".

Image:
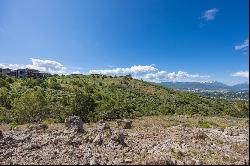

{"left": 64, "top": 116, "right": 84, "bottom": 133}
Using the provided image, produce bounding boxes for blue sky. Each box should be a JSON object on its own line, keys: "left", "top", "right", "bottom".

{"left": 0, "top": 0, "right": 249, "bottom": 85}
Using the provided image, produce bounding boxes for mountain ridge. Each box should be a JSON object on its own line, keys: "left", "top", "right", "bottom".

{"left": 158, "top": 81, "right": 249, "bottom": 91}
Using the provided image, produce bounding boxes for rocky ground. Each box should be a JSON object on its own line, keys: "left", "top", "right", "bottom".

{"left": 0, "top": 115, "right": 249, "bottom": 165}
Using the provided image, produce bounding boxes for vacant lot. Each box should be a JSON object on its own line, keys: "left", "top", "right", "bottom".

{"left": 0, "top": 115, "right": 249, "bottom": 165}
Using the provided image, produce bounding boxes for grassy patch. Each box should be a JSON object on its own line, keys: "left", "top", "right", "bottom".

{"left": 42, "top": 118, "right": 57, "bottom": 125}
{"left": 198, "top": 120, "right": 218, "bottom": 128}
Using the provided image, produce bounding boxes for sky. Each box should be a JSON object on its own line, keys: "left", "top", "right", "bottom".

{"left": 0, "top": 0, "right": 249, "bottom": 85}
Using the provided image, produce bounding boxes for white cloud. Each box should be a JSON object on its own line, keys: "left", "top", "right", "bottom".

{"left": 71, "top": 71, "right": 81, "bottom": 74}
{"left": 0, "top": 58, "right": 68, "bottom": 74}
{"left": 0, "top": 63, "right": 26, "bottom": 70}
{"left": 143, "top": 71, "right": 210, "bottom": 83}
{"left": 201, "top": 8, "right": 219, "bottom": 21}
{"left": 89, "top": 65, "right": 157, "bottom": 76}
{"left": 89, "top": 65, "right": 210, "bottom": 83}
{"left": 0, "top": 59, "right": 211, "bottom": 82}
{"left": 27, "top": 58, "right": 66, "bottom": 74}
{"left": 232, "top": 71, "right": 249, "bottom": 78}
{"left": 235, "top": 38, "right": 249, "bottom": 51}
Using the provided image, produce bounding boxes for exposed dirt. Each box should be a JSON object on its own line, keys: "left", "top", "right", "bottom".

{"left": 0, "top": 115, "right": 249, "bottom": 165}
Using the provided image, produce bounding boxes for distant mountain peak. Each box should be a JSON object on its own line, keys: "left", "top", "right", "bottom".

{"left": 200, "top": 81, "right": 217, "bottom": 84}
{"left": 159, "top": 81, "right": 249, "bottom": 91}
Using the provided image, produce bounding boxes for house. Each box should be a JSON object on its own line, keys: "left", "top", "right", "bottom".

{"left": 90, "top": 74, "right": 103, "bottom": 78}
{"left": 16, "top": 68, "right": 40, "bottom": 79}
{"left": 28, "top": 71, "right": 48, "bottom": 78}
{"left": 0, "top": 68, "right": 48, "bottom": 79}
{"left": 0, "top": 68, "right": 14, "bottom": 77}
{"left": 16, "top": 68, "right": 49, "bottom": 79}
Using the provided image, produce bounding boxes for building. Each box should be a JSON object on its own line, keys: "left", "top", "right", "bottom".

{"left": 0, "top": 68, "right": 48, "bottom": 79}
{"left": 15, "top": 68, "right": 40, "bottom": 79}
{"left": 0, "top": 68, "right": 11, "bottom": 76}
{"left": 90, "top": 74, "right": 104, "bottom": 78}
{"left": 28, "top": 71, "right": 48, "bottom": 78}
{"left": 0, "top": 68, "right": 16, "bottom": 77}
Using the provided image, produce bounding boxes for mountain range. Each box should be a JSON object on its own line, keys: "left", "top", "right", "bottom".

{"left": 158, "top": 81, "right": 249, "bottom": 92}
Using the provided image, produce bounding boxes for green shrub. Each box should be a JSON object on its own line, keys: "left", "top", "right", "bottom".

{"left": 71, "top": 90, "right": 96, "bottom": 122}
{"left": 0, "top": 87, "right": 11, "bottom": 109}
{"left": 47, "top": 78, "right": 61, "bottom": 90}
{"left": 198, "top": 120, "right": 213, "bottom": 128}
{"left": 9, "top": 121, "right": 18, "bottom": 130}
{"left": 0, "top": 78, "right": 10, "bottom": 89}
{"left": 12, "top": 88, "right": 49, "bottom": 124}
{"left": 42, "top": 118, "right": 56, "bottom": 125}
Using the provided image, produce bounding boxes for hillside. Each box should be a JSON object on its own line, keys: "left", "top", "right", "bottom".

{"left": 232, "top": 83, "right": 249, "bottom": 91}
{"left": 0, "top": 75, "right": 249, "bottom": 125}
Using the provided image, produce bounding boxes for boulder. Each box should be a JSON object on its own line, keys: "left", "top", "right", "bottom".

{"left": 65, "top": 116, "right": 84, "bottom": 133}
{"left": 28, "top": 124, "right": 48, "bottom": 132}
{"left": 193, "top": 132, "right": 208, "bottom": 140}
{"left": 89, "top": 157, "right": 99, "bottom": 165}
{"left": 117, "top": 119, "right": 132, "bottom": 129}
{"left": 111, "top": 131, "right": 126, "bottom": 146}
{"left": 98, "top": 122, "right": 110, "bottom": 132}
{"left": 224, "top": 128, "right": 239, "bottom": 136}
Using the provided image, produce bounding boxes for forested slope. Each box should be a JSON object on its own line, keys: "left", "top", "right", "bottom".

{"left": 0, "top": 74, "right": 248, "bottom": 124}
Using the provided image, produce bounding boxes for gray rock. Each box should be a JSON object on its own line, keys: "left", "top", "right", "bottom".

{"left": 89, "top": 157, "right": 99, "bottom": 165}
{"left": 174, "top": 148, "right": 185, "bottom": 157}
{"left": 193, "top": 132, "right": 208, "bottom": 140}
{"left": 232, "top": 131, "right": 240, "bottom": 136}
{"left": 224, "top": 128, "right": 240, "bottom": 136}
{"left": 170, "top": 157, "right": 177, "bottom": 165}
{"left": 64, "top": 116, "right": 84, "bottom": 133}
{"left": 98, "top": 123, "right": 110, "bottom": 131}
{"left": 111, "top": 131, "right": 126, "bottom": 146}
{"left": 13, "top": 133, "right": 31, "bottom": 142}
{"left": 117, "top": 119, "right": 132, "bottom": 129}
{"left": 93, "top": 134, "right": 103, "bottom": 145}
{"left": 28, "top": 124, "right": 48, "bottom": 132}
{"left": 124, "top": 158, "right": 132, "bottom": 163}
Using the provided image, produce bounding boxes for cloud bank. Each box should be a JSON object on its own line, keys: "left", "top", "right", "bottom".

{"left": 89, "top": 65, "right": 157, "bottom": 76}
{"left": 89, "top": 65, "right": 210, "bottom": 83}
{"left": 232, "top": 71, "right": 249, "bottom": 79}
{"left": 143, "top": 71, "right": 210, "bottom": 83}
{"left": 0, "top": 58, "right": 77, "bottom": 75}
{"left": 1, "top": 58, "right": 211, "bottom": 82}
